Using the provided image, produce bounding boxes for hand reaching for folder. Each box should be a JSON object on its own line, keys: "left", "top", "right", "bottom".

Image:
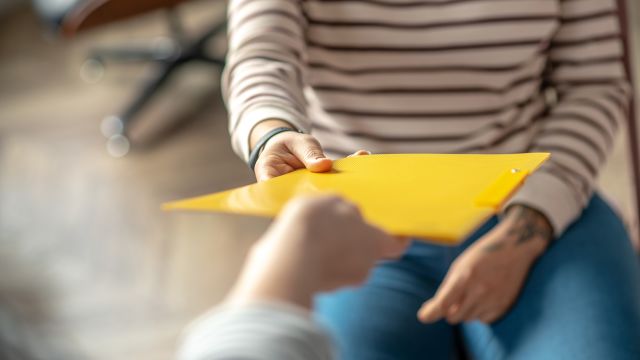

{"left": 228, "top": 195, "right": 410, "bottom": 309}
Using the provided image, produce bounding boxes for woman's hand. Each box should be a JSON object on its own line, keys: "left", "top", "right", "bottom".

{"left": 418, "top": 205, "right": 553, "bottom": 324}
{"left": 250, "top": 120, "right": 333, "bottom": 182}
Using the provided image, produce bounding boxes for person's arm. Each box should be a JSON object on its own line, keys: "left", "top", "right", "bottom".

{"left": 505, "top": 0, "right": 631, "bottom": 236}
{"left": 224, "top": 0, "right": 332, "bottom": 181}
{"left": 178, "top": 196, "right": 409, "bottom": 360}
{"left": 225, "top": 0, "right": 308, "bottom": 159}
{"left": 417, "top": 0, "right": 631, "bottom": 325}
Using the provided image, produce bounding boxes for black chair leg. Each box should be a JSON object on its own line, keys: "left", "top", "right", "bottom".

{"left": 94, "top": 10, "right": 227, "bottom": 157}
{"left": 89, "top": 42, "right": 178, "bottom": 63}
{"left": 101, "top": 59, "right": 183, "bottom": 156}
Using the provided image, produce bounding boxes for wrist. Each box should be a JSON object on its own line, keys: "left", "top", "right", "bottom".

{"left": 505, "top": 205, "right": 553, "bottom": 238}
{"left": 499, "top": 205, "right": 553, "bottom": 258}
{"left": 249, "top": 119, "right": 295, "bottom": 152}
{"left": 229, "top": 240, "right": 316, "bottom": 310}
{"left": 248, "top": 127, "right": 300, "bottom": 171}
{"left": 514, "top": 231, "right": 548, "bottom": 260}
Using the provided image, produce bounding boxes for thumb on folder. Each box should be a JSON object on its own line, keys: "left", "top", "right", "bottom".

{"left": 254, "top": 130, "right": 333, "bottom": 182}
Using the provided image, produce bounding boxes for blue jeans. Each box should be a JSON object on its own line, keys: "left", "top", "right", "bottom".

{"left": 315, "top": 194, "right": 640, "bottom": 359}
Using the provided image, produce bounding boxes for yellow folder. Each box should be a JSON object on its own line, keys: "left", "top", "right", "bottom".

{"left": 163, "top": 153, "right": 549, "bottom": 244}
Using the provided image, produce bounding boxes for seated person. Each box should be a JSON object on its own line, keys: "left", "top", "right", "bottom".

{"left": 223, "top": 0, "right": 640, "bottom": 358}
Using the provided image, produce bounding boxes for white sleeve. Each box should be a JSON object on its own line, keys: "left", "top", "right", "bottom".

{"left": 177, "top": 301, "right": 336, "bottom": 360}
{"left": 224, "top": 0, "right": 311, "bottom": 161}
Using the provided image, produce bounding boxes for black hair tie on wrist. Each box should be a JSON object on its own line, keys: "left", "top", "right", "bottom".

{"left": 248, "top": 127, "right": 301, "bottom": 171}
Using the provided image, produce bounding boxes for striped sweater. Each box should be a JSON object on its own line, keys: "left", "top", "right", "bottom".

{"left": 224, "top": 0, "right": 631, "bottom": 236}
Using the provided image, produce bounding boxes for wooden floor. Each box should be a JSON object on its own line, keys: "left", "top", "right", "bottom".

{"left": 0, "top": 2, "right": 638, "bottom": 359}
{"left": 0, "top": 2, "right": 271, "bottom": 359}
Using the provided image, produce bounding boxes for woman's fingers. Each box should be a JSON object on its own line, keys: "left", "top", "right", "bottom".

{"left": 447, "top": 284, "right": 487, "bottom": 324}
{"left": 474, "top": 297, "right": 510, "bottom": 324}
{"left": 418, "top": 274, "right": 466, "bottom": 323}
{"left": 255, "top": 156, "right": 296, "bottom": 182}
{"left": 256, "top": 168, "right": 278, "bottom": 182}
{"left": 289, "top": 135, "right": 333, "bottom": 172}
{"left": 254, "top": 133, "right": 331, "bottom": 181}
{"left": 477, "top": 310, "right": 502, "bottom": 324}
{"left": 348, "top": 149, "right": 371, "bottom": 157}
{"left": 418, "top": 296, "right": 449, "bottom": 324}
{"left": 377, "top": 235, "right": 411, "bottom": 259}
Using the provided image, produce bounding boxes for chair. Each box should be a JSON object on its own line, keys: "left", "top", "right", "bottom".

{"left": 31, "top": 0, "right": 226, "bottom": 156}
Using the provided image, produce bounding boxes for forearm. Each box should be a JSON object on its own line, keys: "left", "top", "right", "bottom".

{"left": 178, "top": 195, "right": 402, "bottom": 360}
{"left": 227, "top": 243, "right": 316, "bottom": 310}
{"left": 505, "top": 0, "right": 630, "bottom": 236}
{"left": 178, "top": 238, "right": 329, "bottom": 359}
{"left": 225, "top": 0, "right": 310, "bottom": 161}
{"left": 482, "top": 205, "right": 553, "bottom": 259}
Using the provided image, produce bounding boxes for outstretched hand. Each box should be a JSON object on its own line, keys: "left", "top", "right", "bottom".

{"left": 229, "top": 196, "right": 410, "bottom": 309}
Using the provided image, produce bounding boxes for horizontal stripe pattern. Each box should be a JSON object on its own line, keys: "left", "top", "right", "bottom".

{"left": 225, "top": 0, "right": 631, "bottom": 235}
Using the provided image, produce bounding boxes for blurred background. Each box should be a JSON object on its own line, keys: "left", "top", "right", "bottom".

{"left": 0, "top": 1, "right": 638, "bottom": 359}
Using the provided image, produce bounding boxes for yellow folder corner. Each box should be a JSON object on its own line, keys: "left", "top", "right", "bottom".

{"left": 163, "top": 153, "right": 549, "bottom": 244}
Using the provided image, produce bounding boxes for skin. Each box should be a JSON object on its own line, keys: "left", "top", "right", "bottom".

{"left": 250, "top": 119, "right": 333, "bottom": 182}
{"left": 418, "top": 205, "right": 553, "bottom": 324}
{"left": 228, "top": 196, "right": 410, "bottom": 310}
{"left": 249, "top": 121, "right": 554, "bottom": 323}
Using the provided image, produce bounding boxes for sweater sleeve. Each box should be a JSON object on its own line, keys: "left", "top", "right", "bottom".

{"left": 224, "top": 0, "right": 311, "bottom": 162}
{"left": 177, "top": 302, "right": 335, "bottom": 360}
{"left": 506, "top": 0, "right": 632, "bottom": 236}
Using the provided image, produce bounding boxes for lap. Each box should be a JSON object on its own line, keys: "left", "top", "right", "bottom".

{"left": 462, "top": 195, "right": 640, "bottom": 359}
{"left": 315, "top": 195, "right": 640, "bottom": 360}
{"left": 315, "top": 257, "right": 455, "bottom": 360}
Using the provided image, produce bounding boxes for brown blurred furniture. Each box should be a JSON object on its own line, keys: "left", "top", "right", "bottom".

{"left": 31, "top": 0, "right": 226, "bottom": 155}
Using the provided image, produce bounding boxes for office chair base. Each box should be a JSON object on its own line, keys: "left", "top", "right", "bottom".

{"left": 89, "top": 9, "right": 226, "bottom": 156}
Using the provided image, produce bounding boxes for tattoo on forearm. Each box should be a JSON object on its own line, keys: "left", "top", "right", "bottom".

{"left": 482, "top": 242, "right": 506, "bottom": 252}
{"left": 482, "top": 206, "right": 553, "bottom": 253}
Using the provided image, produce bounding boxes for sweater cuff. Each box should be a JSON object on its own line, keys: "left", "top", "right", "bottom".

{"left": 231, "top": 105, "right": 310, "bottom": 162}
{"left": 504, "top": 170, "right": 585, "bottom": 237}
{"left": 178, "top": 301, "right": 334, "bottom": 360}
